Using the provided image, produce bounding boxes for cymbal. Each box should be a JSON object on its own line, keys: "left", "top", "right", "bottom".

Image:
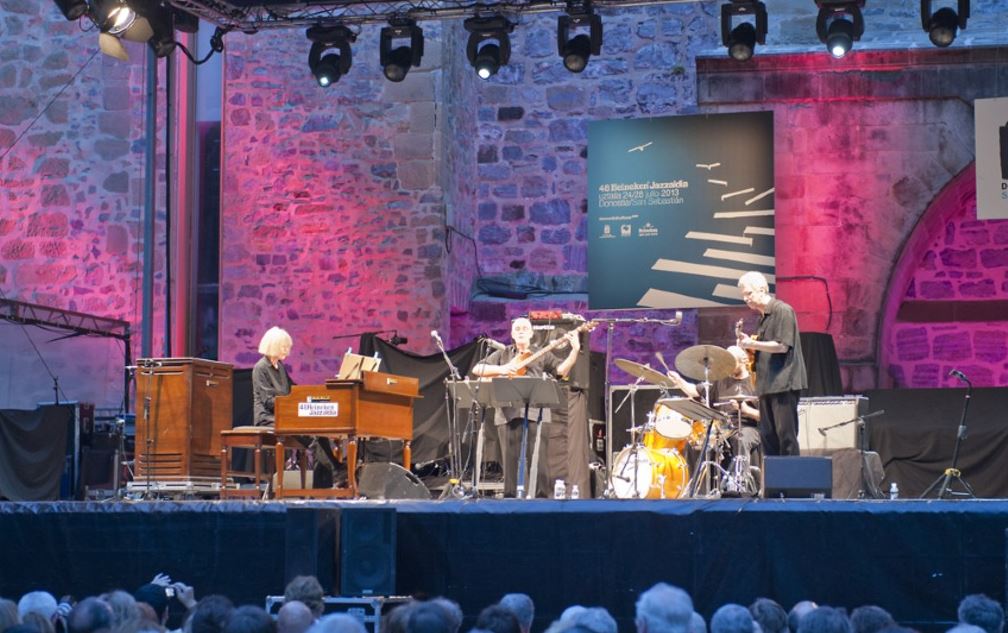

{"left": 614, "top": 358, "right": 678, "bottom": 390}
{"left": 674, "top": 345, "right": 735, "bottom": 382}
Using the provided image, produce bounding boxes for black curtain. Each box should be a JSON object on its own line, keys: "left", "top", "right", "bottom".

{"left": 800, "top": 332, "right": 843, "bottom": 396}
{"left": 359, "top": 335, "right": 483, "bottom": 467}
{"left": 0, "top": 405, "right": 71, "bottom": 500}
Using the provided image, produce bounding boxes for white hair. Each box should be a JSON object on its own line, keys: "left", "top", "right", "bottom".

{"left": 737, "top": 271, "right": 769, "bottom": 293}
{"left": 258, "top": 326, "right": 293, "bottom": 357}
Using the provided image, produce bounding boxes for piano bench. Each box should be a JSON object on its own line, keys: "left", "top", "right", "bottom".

{"left": 220, "top": 426, "right": 277, "bottom": 499}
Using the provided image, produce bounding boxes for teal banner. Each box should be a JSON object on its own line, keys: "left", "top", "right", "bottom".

{"left": 587, "top": 112, "right": 775, "bottom": 310}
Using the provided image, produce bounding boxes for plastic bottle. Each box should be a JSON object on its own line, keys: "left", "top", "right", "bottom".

{"left": 553, "top": 479, "right": 566, "bottom": 499}
{"left": 570, "top": 484, "right": 580, "bottom": 500}
{"left": 889, "top": 482, "right": 899, "bottom": 500}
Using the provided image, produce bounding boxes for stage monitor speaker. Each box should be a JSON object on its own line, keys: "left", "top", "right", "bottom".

{"left": 357, "top": 462, "right": 431, "bottom": 500}
{"left": 797, "top": 396, "right": 868, "bottom": 452}
{"left": 284, "top": 508, "right": 337, "bottom": 592}
{"left": 337, "top": 507, "right": 397, "bottom": 596}
{"left": 763, "top": 456, "right": 832, "bottom": 499}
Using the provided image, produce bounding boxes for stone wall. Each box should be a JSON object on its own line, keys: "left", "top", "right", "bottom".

{"left": 0, "top": 5, "right": 163, "bottom": 409}
{"left": 218, "top": 27, "right": 449, "bottom": 380}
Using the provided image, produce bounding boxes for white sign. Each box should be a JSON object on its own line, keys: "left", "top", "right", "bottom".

{"left": 298, "top": 402, "right": 339, "bottom": 417}
{"left": 975, "top": 97, "right": 1008, "bottom": 220}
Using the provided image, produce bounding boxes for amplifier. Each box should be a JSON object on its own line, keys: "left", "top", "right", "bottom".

{"left": 797, "top": 396, "right": 868, "bottom": 452}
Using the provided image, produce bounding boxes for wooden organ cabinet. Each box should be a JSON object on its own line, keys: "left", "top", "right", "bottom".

{"left": 134, "top": 358, "right": 233, "bottom": 484}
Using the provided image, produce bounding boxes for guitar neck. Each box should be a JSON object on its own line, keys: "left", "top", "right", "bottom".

{"left": 513, "top": 323, "right": 589, "bottom": 372}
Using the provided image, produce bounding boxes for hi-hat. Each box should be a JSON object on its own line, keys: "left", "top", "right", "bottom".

{"left": 614, "top": 358, "right": 678, "bottom": 390}
{"left": 720, "top": 394, "right": 758, "bottom": 403}
{"left": 674, "top": 345, "right": 735, "bottom": 381}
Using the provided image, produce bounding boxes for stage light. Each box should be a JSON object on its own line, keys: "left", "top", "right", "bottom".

{"left": 557, "top": 9, "right": 602, "bottom": 73}
{"left": 464, "top": 16, "right": 514, "bottom": 80}
{"left": 720, "top": 1, "right": 767, "bottom": 61}
{"left": 93, "top": 0, "right": 137, "bottom": 35}
{"left": 921, "top": 0, "right": 969, "bottom": 47}
{"left": 307, "top": 24, "right": 355, "bottom": 87}
{"left": 52, "top": 0, "right": 89, "bottom": 21}
{"left": 380, "top": 19, "right": 423, "bottom": 82}
{"left": 815, "top": 0, "right": 864, "bottom": 58}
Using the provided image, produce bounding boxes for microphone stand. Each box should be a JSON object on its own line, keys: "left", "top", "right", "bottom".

{"left": 433, "top": 334, "right": 473, "bottom": 498}
{"left": 921, "top": 375, "right": 976, "bottom": 499}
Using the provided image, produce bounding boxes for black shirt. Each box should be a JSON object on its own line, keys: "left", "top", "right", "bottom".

{"left": 712, "top": 374, "right": 757, "bottom": 426}
{"left": 478, "top": 346, "right": 563, "bottom": 425}
{"left": 252, "top": 356, "right": 292, "bottom": 426}
{"left": 754, "top": 298, "right": 808, "bottom": 395}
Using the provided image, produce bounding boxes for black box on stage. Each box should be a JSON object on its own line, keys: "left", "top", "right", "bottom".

{"left": 763, "top": 456, "right": 832, "bottom": 499}
{"left": 337, "top": 507, "right": 396, "bottom": 596}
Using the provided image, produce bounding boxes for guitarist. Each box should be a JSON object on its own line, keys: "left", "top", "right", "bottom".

{"left": 736, "top": 271, "right": 807, "bottom": 457}
{"left": 472, "top": 317, "right": 581, "bottom": 497}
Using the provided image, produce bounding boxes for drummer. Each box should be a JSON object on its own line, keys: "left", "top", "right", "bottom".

{"left": 664, "top": 345, "right": 761, "bottom": 466}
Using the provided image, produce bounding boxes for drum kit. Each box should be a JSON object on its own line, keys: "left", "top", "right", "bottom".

{"left": 609, "top": 345, "right": 761, "bottom": 499}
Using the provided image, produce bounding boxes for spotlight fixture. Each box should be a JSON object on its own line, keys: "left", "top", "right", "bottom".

{"left": 464, "top": 16, "right": 514, "bottom": 80}
{"left": 921, "top": 0, "right": 969, "bottom": 47}
{"left": 51, "top": 0, "right": 89, "bottom": 21}
{"left": 380, "top": 19, "right": 424, "bottom": 82}
{"left": 93, "top": 0, "right": 137, "bottom": 35}
{"left": 720, "top": 1, "right": 767, "bottom": 61}
{"left": 815, "top": 0, "right": 864, "bottom": 58}
{"left": 307, "top": 24, "right": 356, "bottom": 87}
{"left": 557, "top": 7, "right": 602, "bottom": 73}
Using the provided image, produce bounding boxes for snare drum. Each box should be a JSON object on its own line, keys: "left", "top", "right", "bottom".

{"left": 651, "top": 399, "right": 693, "bottom": 440}
{"left": 609, "top": 446, "right": 689, "bottom": 500}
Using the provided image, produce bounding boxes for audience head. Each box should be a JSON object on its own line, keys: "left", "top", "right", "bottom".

{"left": 428, "top": 599, "right": 463, "bottom": 633}
{"left": 24, "top": 612, "right": 58, "bottom": 633}
{"left": 19, "top": 592, "right": 59, "bottom": 621}
{"left": 947, "top": 626, "right": 986, "bottom": 633}
{"left": 797, "top": 607, "right": 850, "bottom": 633}
{"left": 475, "top": 605, "right": 521, "bottom": 633}
{"left": 958, "top": 595, "right": 1005, "bottom": 633}
{"left": 68, "top": 598, "right": 114, "bottom": 633}
{"left": 571, "top": 608, "right": 617, "bottom": 633}
{"left": 278, "top": 602, "right": 315, "bottom": 633}
{"left": 134, "top": 585, "right": 171, "bottom": 625}
{"left": 498, "top": 595, "right": 534, "bottom": 633}
{"left": 636, "top": 583, "right": 694, "bottom": 633}
{"left": 307, "top": 614, "right": 366, "bottom": 633}
{"left": 284, "top": 577, "right": 326, "bottom": 620}
{"left": 789, "top": 603, "right": 819, "bottom": 633}
{"left": 404, "top": 601, "right": 456, "bottom": 633}
{"left": 188, "top": 596, "right": 235, "bottom": 633}
{"left": 223, "top": 606, "right": 275, "bottom": 633}
{"left": 849, "top": 607, "right": 895, "bottom": 633}
{"left": 750, "top": 600, "right": 788, "bottom": 633}
{"left": 102, "top": 590, "right": 141, "bottom": 632}
{"left": 2, "top": 598, "right": 22, "bottom": 631}
{"left": 711, "top": 605, "right": 754, "bottom": 633}
{"left": 690, "top": 613, "right": 708, "bottom": 633}
{"left": 384, "top": 604, "right": 416, "bottom": 633}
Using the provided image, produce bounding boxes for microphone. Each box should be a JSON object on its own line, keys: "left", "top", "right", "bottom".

{"left": 483, "top": 337, "right": 507, "bottom": 352}
{"left": 431, "top": 330, "right": 444, "bottom": 347}
{"left": 949, "top": 369, "right": 968, "bottom": 382}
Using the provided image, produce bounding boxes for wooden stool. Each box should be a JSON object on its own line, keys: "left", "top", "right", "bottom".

{"left": 220, "top": 426, "right": 277, "bottom": 499}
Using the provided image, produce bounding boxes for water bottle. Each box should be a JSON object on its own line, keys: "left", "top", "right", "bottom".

{"left": 889, "top": 482, "right": 899, "bottom": 500}
{"left": 570, "top": 484, "right": 580, "bottom": 500}
{"left": 553, "top": 479, "right": 566, "bottom": 499}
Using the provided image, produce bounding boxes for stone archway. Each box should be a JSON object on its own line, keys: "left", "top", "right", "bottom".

{"left": 879, "top": 163, "right": 1008, "bottom": 388}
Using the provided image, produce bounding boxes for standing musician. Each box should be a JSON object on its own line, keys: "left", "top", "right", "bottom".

{"left": 735, "top": 271, "right": 807, "bottom": 457}
{"left": 665, "top": 345, "right": 761, "bottom": 467}
{"left": 471, "top": 317, "right": 581, "bottom": 497}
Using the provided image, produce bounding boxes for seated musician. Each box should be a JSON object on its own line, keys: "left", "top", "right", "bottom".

{"left": 471, "top": 317, "right": 580, "bottom": 497}
{"left": 252, "top": 326, "right": 345, "bottom": 487}
{"left": 664, "top": 345, "right": 761, "bottom": 467}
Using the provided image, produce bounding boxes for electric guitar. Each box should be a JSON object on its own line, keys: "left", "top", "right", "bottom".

{"left": 735, "top": 318, "right": 757, "bottom": 383}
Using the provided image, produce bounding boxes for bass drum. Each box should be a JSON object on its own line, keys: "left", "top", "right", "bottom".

{"left": 609, "top": 446, "right": 689, "bottom": 500}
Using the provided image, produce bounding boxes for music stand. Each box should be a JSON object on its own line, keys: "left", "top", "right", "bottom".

{"left": 446, "top": 379, "right": 496, "bottom": 494}
{"left": 490, "top": 377, "right": 564, "bottom": 498}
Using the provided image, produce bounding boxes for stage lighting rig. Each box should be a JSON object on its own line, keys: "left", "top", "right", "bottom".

{"left": 51, "top": 0, "right": 89, "bottom": 21}
{"left": 921, "top": 0, "right": 969, "bottom": 47}
{"left": 307, "top": 24, "right": 356, "bottom": 87}
{"left": 720, "top": 1, "right": 767, "bottom": 61}
{"left": 815, "top": 0, "right": 864, "bottom": 59}
{"left": 94, "top": 0, "right": 137, "bottom": 34}
{"left": 557, "top": 5, "right": 602, "bottom": 73}
{"left": 380, "top": 19, "right": 424, "bottom": 82}
{"left": 464, "top": 15, "right": 514, "bottom": 80}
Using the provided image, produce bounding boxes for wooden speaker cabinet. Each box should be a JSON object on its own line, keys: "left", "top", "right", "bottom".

{"left": 134, "top": 358, "right": 233, "bottom": 479}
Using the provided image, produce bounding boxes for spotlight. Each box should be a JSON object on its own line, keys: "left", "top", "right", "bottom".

{"left": 307, "top": 24, "right": 355, "bottom": 87}
{"left": 815, "top": 0, "right": 864, "bottom": 58}
{"left": 380, "top": 19, "right": 423, "bottom": 82}
{"left": 93, "top": 0, "right": 137, "bottom": 35}
{"left": 921, "top": 0, "right": 969, "bottom": 47}
{"left": 464, "top": 16, "right": 514, "bottom": 80}
{"left": 720, "top": 1, "right": 767, "bottom": 61}
{"left": 51, "top": 0, "right": 89, "bottom": 21}
{"left": 557, "top": 9, "right": 602, "bottom": 73}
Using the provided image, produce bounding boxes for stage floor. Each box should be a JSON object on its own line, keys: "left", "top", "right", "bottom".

{"left": 1, "top": 498, "right": 1005, "bottom": 633}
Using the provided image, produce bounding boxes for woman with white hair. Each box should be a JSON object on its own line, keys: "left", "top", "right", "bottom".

{"left": 252, "top": 326, "right": 294, "bottom": 426}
